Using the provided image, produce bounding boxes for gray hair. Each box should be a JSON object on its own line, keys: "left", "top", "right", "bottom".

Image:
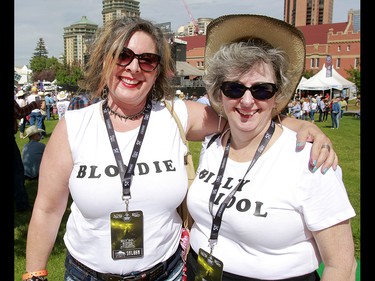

{"left": 204, "top": 39, "right": 290, "bottom": 117}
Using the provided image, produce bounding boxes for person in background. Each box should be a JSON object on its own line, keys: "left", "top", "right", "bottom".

{"left": 331, "top": 96, "right": 341, "bottom": 129}
{"left": 196, "top": 93, "right": 210, "bottom": 106}
{"left": 340, "top": 96, "right": 348, "bottom": 119}
{"left": 309, "top": 97, "right": 318, "bottom": 123}
{"left": 187, "top": 14, "right": 356, "bottom": 281}
{"left": 323, "top": 98, "right": 330, "bottom": 122}
{"left": 22, "top": 125, "right": 46, "bottom": 180}
{"left": 14, "top": 97, "right": 42, "bottom": 212}
{"left": 26, "top": 87, "right": 44, "bottom": 130}
{"left": 55, "top": 91, "right": 70, "bottom": 119}
{"left": 44, "top": 92, "right": 54, "bottom": 120}
{"left": 291, "top": 99, "right": 302, "bottom": 119}
{"left": 37, "top": 92, "right": 47, "bottom": 138}
{"left": 24, "top": 17, "right": 337, "bottom": 281}
{"left": 67, "top": 92, "right": 97, "bottom": 110}
{"left": 15, "top": 90, "right": 28, "bottom": 138}
{"left": 317, "top": 95, "right": 326, "bottom": 122}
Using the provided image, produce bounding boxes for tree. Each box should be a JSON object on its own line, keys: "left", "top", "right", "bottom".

{"left": 345, "top": 66, "right": 361, "bottom": 96}
{"left": 303, "top": 69, "right": 315, "bottom": 79}
{"left": 32, "top": 38, "right": 49, "bottom": 58}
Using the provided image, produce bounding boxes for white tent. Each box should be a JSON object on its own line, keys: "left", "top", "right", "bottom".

{"left": 297, "top": 64, "right": 354, "bottom": 91}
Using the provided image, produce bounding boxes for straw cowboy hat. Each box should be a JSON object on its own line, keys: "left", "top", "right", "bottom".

{"left": 23, "top": 125, "right": 45, "bottom": 139}
{"left": 204, "top": 14, "right": 306, "bottom": 115}
{"left": 57, "top": 91, "right": 68, "bottom": 100}
{"left": 16, "top": 90, "right": 26, "bottom": 97}
{"left": 31, "top": 86, "right": 38, "bottom": 93}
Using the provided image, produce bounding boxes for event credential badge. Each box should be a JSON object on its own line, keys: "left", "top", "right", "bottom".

{"left": 110, "top": 211, "right": 144, "bottom": 260}
{"left": 195, "top": 248, "right": 223, "bottom": 281}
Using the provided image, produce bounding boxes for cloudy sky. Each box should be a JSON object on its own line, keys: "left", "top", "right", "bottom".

{"left": 14, "top": 0, "right": 360, "bottom": 67}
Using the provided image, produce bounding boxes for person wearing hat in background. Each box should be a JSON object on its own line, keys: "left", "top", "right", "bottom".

{"left": 24, "top": 17, "right": 338, "bottom": 281}
{"left": 22, "top": 125, "right": 46, "bottom": 180}
{"left": 26, "top": 86, "right": 44, "bottom": 131}
{"left": 15, "top": 90, "right": 29, "bottom": 138}
{"left": 56, "top": 91, "right": 70, "bottom": 119}
{"left": 186, "top": 14, "right": 356, "bottom": 281}
{"left": 14, "top": 94, "right": 42, "bottom": 212}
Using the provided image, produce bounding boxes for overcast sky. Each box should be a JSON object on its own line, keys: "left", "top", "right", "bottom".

{"left": 14, "top": 0, "right": 361, "bottom": 67}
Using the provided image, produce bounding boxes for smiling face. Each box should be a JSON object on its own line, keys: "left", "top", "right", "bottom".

{"left": 107, "top": 31, "right": 159, "bottom": 107}
{"left": 222, "top": 61, "right": 277, "bottom": 137}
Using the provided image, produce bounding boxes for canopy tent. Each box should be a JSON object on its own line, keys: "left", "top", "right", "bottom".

{"left": 176, "top": 61, "right": 204, "bottom": 76}
{"left": 296, "top": 64, "right": 355, "bottom": 99}
{"left": 297, "top": 64, "right": 354, "bottom": 91}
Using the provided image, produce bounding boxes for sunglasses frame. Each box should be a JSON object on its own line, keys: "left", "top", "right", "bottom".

{"left": 116, "top": 47, "right": 161, "bottom": 72}
{"left": 220, "top": 81, "right": 278, "bottom": 100}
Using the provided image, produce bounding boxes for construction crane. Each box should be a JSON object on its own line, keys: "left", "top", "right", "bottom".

{"left": 180, "top": 0, "right": 199, "bottom": 34}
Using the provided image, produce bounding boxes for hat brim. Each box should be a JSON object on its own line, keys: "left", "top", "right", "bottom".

{"left": 205, "top": 14, "right": 306, "bottom": 114}
{"left": 23, "top": 128, "right": 45, "bottom": 138}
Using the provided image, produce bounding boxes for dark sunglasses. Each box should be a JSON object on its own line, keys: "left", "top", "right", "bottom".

{"left": 116, "top": 47, "right": 161, "bottom": 72}
{"left": 220, "top": 81, "right": 278, "bottom": 100}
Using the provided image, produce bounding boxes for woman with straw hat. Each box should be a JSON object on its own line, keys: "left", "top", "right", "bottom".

{"left": 186, "top": 14, "right": 356, "bottom": 281}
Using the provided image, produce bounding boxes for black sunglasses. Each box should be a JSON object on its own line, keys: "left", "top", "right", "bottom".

{"left": 220, "top": 81, "right": 278, "bottom": 100}
{"left": 116, "top": 47, "right": 161, "bottom": 72}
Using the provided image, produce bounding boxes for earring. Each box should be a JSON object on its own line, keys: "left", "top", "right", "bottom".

{"left": 217, "top": 106, "right": 223, "bottom": 132}
{"left": 101, "top": 87, "right": 108, "bottom": 100}
{"left": 151, "top": 84, "right": 157, "bottom": 100}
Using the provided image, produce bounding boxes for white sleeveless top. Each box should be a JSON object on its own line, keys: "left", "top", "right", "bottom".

{"left": 63, "top": 99, "right": 188, "bottom": 274}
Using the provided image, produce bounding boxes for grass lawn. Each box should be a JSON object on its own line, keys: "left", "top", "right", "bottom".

{"left": 14, "top": 104, "right": 360, "bottom": 280}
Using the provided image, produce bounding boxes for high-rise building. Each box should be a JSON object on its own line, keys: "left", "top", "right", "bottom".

{"left": 63, "top": 1, "right": 141, "bottom": 67}
{"left": 63, "top": 16, "right": 98, "bottom": 67}
{"left": 284, "top": 0, "right": 334, "bottom": 26}
{"left": 102, "top": 0, "right": 140, "bottom": 26}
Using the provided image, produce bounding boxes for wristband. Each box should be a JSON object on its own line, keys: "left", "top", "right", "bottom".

{"left": 22, "top": 270, "right": 48, "bottom": 280}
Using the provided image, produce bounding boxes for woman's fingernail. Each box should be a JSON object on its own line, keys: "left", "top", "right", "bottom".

{"left": 312, "top": 166, "right": 317, "bottom": 173}
{"left": 313, "top": 160, "right": 317, "bottom": 167}
{"left": 296, "top": 142, "right": 303, "bottom": 151}
{"left": 322, "top": 168, "right": 328, "bottom": 174}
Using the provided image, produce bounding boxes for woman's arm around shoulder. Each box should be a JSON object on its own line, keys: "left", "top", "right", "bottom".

{"left": 184, "top": 100, "right": 221, "bottom": 141}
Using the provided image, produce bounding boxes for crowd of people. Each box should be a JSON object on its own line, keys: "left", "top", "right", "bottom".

{"left": 14, "top": 14, "right": 356, "bottom": 281}
{"left": 288, "top": 93, "right": 350, "bottom": 129}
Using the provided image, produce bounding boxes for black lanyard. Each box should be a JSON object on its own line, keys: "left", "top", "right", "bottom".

{"left": 102, "top": 99, "right": 152, "bottom": 210}
{"left": 208, "top": 121, "right": 275, "bottom": 253}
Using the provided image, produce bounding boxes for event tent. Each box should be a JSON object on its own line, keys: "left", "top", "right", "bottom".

{"left": 297, "top": 64, "right": 354, "bottom": 91}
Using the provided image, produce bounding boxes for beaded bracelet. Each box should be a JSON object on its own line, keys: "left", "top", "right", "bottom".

{"left": 22, "top": 270, "right": 48, "bottom": 281}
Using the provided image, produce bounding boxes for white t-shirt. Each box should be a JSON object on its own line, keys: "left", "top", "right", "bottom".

{"left": 187, "top": 127, "right": 355, "bottom": 279}
{"left": 64, "top": 99, "right": 188, "bottom": 274}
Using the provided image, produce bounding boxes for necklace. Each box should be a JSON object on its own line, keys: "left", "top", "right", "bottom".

{"left": 106, "top": 105, "right": 147, "bottom": 121}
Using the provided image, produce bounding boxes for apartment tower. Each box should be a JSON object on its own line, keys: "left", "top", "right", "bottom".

{"left": 102, "top": 0, "right": 140, "bottom": 26}
{"left": 284, "top": 0, "right": 334, "bottom": 26}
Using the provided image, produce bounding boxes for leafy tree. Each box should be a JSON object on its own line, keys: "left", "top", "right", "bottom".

{"left": 345, "top": 66, "right": 361, "bottom": 95}
{"left": 55, "top": 60, "right": 84, "bottom": 90}
{"left": 303, "top": 69, "right": 315, "bottom": 79}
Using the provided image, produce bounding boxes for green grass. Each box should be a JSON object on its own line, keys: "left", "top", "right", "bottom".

{"left": 14, "top": 108, "right": 360, "bottom": 280}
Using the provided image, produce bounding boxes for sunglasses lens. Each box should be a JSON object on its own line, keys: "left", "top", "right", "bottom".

{"left": 118, "top": 48, "right": 135, "bottom": 67}
{"left": 138, "top": 53, "right": 161, "bottom": 72}
{"left": 221, "top": 82, "right": 276, "bottom": 100}
{"left": 221, "top": 82, "right": 246, "bottom": 99}
{"left": 117, "top": 48, "right": 161, "bottom": 72}
{"left": 251, "top": 84, "right": 276, "bottom": 100}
